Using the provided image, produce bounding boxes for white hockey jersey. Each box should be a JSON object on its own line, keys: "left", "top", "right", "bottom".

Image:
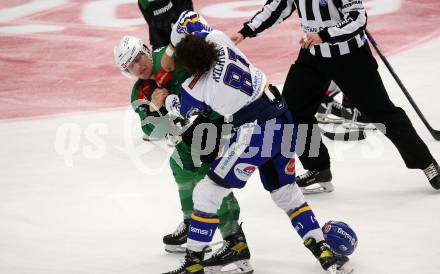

{"left": 170, "top": 11, "right": 269, "bottom": 120}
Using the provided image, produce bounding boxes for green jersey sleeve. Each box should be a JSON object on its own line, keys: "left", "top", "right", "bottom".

{"left": 131, "top": 79, "right": 172, "bottom": 139}
{"left": 129, "top": 48, "right": 224, "bottom": 139}
{"left": 151, "top": 47, "right": 191, "bottom": 95}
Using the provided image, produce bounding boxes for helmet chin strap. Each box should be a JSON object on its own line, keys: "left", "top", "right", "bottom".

{"left": 142, "top": 44, "right": 152, "bottom": 58}
{"left": 121, "top": 69, "right": 132, "bottom": 79}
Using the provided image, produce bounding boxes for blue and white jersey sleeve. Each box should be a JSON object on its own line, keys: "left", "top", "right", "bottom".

{"left": 179, "top": 84, "right": 210, "bottom": 119}
{"left": 171, "top": 10, "right": 212, "bottom": 47}
{"left": 172, "top": 11, "right": 269, "bottom": 118}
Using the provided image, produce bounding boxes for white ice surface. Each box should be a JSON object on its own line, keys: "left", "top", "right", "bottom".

{"left": 1, "top": 38, "right": 440, "bottom": 274}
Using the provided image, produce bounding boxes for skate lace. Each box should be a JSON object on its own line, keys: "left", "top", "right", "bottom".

{"left": 210, "top": 240, "right": 231, "bottom": 258}
{"left": 352, "top": 108, "right": 360, "bottom": 121}
{"left": 424, "top": 163, "right": 439, "bottom": 181}
{"left": 322, "top": 101, "right": 343, "bottom": 117}
{"left": 172, "top": 221, "right": 187, "bottom": 237}
{"left": 330, "top": 101, "right": 343, "bottom": 110}
{"left": 298, "top": 170, "right": 317, "bottom": 180}
{"left": 167, "top": 256, "right": 188, "bottom": 274}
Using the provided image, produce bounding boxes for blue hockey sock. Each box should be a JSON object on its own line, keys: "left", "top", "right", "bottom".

{"left": 187, "top": 210, "right": 219, "bottom": 251}
{"left": 288, "top": 203, "right": 321, "bottom": 239}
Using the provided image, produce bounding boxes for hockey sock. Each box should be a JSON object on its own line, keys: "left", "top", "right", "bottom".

{"left": 176, "top": 181, "right": 197, "bottom": 218}
{"left": 187, "top": 210, "right": 220, "bottom": 252}
{"left": 288, "top": 202, "right": 324, "bottom": 241}
{"left": 218, "top": 193, "right": 241, "bottom": 239}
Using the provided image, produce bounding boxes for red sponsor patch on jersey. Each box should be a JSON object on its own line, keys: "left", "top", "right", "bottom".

{"left": 188, "top": 72, "right": 203, "bottom": 89}
{"left": 285, "top": 158, "right": 296, "bottom": 175}
{"left": 138, "top": 80, "right": 155, "bottom": 100}
{"left": 154, "top": 69, "right": 172, "bottom": 88}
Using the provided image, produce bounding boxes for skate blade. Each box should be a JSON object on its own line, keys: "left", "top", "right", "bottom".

{"left": 165, "top": 244, "right": 212, "bottom": 254}
{"left": 164, "top": 244, "right": 186, "bottom": 253}
{"left": 342, "top": 121, "right": 376, "bottom": 130}
{"left": 316, "top": 114, "right": 344, "bottom": 124}
{"left": 205, "top": 260, "right": 253, "bottom": 274}
{"left": 300, "top": 182, "right": 335, "bottom": 195}
{"left": 327, "top": 262, "right": 354, "bottom": 274}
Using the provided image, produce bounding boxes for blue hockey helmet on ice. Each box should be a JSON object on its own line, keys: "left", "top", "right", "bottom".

{"left": 322, "top": 221, "right": 358, "bottom": 256}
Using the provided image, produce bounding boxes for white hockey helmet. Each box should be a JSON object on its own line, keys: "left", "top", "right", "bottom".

{"left": 114, "top": 35, "right": 151, "bottom": 76}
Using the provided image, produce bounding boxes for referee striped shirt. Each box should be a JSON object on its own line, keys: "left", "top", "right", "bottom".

{"left": 239, "top": 0, "right": 368, "bottom": 58}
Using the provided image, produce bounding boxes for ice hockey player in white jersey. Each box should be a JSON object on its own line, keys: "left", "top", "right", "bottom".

{"left": 169, "top": 16, "right": 268, "bottom": 122}
{"left": 163, "top": 10, "right": 353, "bottom": 274}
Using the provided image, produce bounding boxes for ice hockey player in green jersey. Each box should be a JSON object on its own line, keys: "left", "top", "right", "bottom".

{"left": 114, "top": 35, "right": 253, "bottom": 273}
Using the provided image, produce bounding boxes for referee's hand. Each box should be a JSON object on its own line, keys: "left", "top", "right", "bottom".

{"left": 300, "top": 33, "right": 322, "bottom": 49}
{"left": 230, "top": 33, "right": 245, "bottom": 45}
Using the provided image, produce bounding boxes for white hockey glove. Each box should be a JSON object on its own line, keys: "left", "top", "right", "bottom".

{"left": 165, "top": 94, "right": 182, "bottom": 118}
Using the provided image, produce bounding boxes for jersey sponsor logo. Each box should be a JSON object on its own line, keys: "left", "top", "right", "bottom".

{"left": 294, "top": 222, "right": 304, "bottom": 232}
{"left": 138, "top": 79, "right": 157, "bottom": 100}
{"left": 185, "top": 107, "right": 201, "bottom": 119}
{"left": 215, "top": 143, "right": 241, "bottom": 178}
{"left": 153, "top": 1, "right": 173, "bottom": 16}
{"left": 189, "top": 226, "right": 213, "bottom": 237}
{"left": 220, "top": 150, "right": 236, "bottom": 170}
{"left": 154, "top": 69, "right": 172, "bottom": 88}
{"left": 285, "top": 158, "right": 296, "bottom": 175}
{"left": 250, "top": 70, "right": 264, "bottom": 99}
{"left": 188, "top": 73, "right": 203, "bottom": 89}
{"left": 342, "top": 0, "right": 363, "bottom": 10}
{"left": 234, "top": 163, "right": 257, "bottom": 181}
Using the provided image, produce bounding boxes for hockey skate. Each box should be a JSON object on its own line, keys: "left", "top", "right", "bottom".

{"left": 204, "top": 227, "right": 253, "bottom": 274}
{"left": 341, "top": 107, "right": 375, "bottom": 130}
{"left": 164, "top": 249, "right": 205, "bottom": 274}
{"left": 163, "top": 219, "right": 212, "bottom": 253}
{"left": 163, "top": 219, "right": 190, "bottom": 253}
{"left": 296, "top": 169, "right": 334, "bottom": 194}
{"left": 304, "top": 238, "right": 353, "bottom": 274}
{"left": 424, "top": 159, "right": 440, "bottom": 190}
{"left": 316, "top": 100, "right": 345, "bottom": 124}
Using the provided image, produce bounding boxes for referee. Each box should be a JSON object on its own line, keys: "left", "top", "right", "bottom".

{"left": 230, "top": 0, "right": 440, "bottom": 190}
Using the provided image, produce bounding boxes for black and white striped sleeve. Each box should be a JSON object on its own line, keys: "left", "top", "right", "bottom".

{"left": 239, "top": 0, "right": 296, "bottom": 38}
{"left": 318, "top": 0, "right": 367, "bottom": 44}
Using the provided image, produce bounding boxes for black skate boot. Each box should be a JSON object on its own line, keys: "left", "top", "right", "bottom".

{"left": 424, "top": 159, "right": 440, "bottom": 190}
{"left": 341, "top": 107, "right": 375, "bottom": 130}
{"left": 204, "top": 226, "right": 253, "bottom": 274}
{"left": 316, "top": 99, "right": 345, "bottom": 124}
{"left": 163, "top": 219, "right": 190, "bottom": 253}
{"left": 304, "top": 238, "right": 353, "bottom": 274}
{"left": 296, "top": 169, "right": 334, "bottom": 194}
{"left": 164, "top": 249, "right": 205, "bottom": 274}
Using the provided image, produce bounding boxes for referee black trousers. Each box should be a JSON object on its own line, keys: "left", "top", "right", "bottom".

{"left": 283, "top": 45, "right": 433, "bottom": 171}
